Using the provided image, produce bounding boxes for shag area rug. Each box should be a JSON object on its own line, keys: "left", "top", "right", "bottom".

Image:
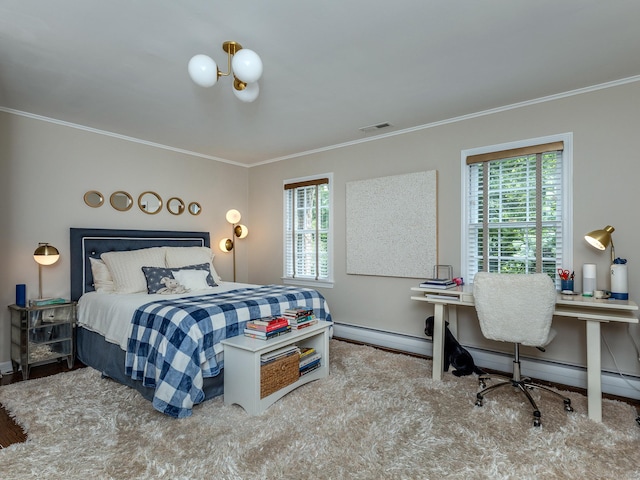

{"left": 1, "top": 340, "right": 640, "bottom": 479}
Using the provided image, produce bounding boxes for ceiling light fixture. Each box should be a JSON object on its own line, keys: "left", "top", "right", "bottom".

{"left": 188, "top": 41, "right": 263, "bottom": 103}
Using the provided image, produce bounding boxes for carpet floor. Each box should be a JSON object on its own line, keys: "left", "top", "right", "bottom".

{"left": 1, "top": 340, "right": 639, "bottom": 479}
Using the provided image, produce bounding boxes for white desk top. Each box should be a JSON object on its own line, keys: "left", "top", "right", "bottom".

{"left": 555, "top": 294, "right": 638, "bottom": 311}
{"left": 411, "top": 285, "right": 638, "bottom": 323}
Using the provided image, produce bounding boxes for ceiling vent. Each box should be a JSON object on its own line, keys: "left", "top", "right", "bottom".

{"left": 359, "top": 122, "right": 392, "bottom": 133}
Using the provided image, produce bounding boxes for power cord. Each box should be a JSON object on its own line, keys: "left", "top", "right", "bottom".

{"left": 601, "top": 332, "right": 640, "bottom": 395}
{"left": 600, "top": 330, "right": 640, "bottom": 427}
{"left": 627, "top": 323, "right": 640, "bottom": 362}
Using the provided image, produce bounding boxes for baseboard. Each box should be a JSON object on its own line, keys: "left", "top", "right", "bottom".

{"left": 333, "top": 322, "right": 640, "bottom": 400}
{"left": 333, "top": 322, "right": 433, "bottom": 357}
{"left": 0, "top": 361, "right": 13, "bottom": 375}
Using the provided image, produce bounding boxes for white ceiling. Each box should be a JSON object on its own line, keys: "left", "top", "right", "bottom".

{"left": 2, "top": 1, "right": 640, "bottom": 166}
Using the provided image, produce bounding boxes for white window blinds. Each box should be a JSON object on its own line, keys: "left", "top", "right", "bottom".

{"left": 465, "top": 142, "right": 564, "bottom": 278}
{"left": 284, "top": 177, "right": 330, "bottom": 281}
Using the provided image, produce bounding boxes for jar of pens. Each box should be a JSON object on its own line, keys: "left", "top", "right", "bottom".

{"left": 558, "top": 269, "right": 574, "bottom": 292}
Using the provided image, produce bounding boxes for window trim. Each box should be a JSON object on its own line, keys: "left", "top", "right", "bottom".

{"left": 282, "top": 172, "right": 334, "bottom": 288}
{"left": 460, "top": 133, "right": 573, "bottom": 284}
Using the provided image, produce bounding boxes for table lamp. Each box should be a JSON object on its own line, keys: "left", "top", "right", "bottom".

{"left": 584, "top": 225, "right": 615, "bottom": 264}
{"left": 584, "top": 225, "right": 628, "bottom": 299}
{"left": 33, "top": 242, "right": 60, "bottom": 299}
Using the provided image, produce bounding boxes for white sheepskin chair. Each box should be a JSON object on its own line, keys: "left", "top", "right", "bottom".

{"left": 472, "top": 272, "right": 574, "bottom": 427}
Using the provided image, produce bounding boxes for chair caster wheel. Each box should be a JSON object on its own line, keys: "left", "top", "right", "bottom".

{"left": 564, "top": 399, "right": 573, "bottom": 412}
{"left": 475, "top": 395, "right": 484, "bottom": 407}
{"left": 533, "top": 410, "right": 541, "bottom": 427}
{"left": 479, "top": 380, "right": 486, "bottom": 389}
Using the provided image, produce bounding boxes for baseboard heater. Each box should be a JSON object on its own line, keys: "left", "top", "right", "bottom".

{"left": 0, "top": 361, "right": 13, "bottom": 375}
{"left": 333, "top": 322, "right": 640, "bottom": 401}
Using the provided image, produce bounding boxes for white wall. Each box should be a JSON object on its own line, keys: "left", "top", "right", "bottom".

{"left": 0, "top": 111, "right": 249, "bottom": 366}
{"left": 3, "top": 81, "right": 640, "bottom": 388}
{"left": 247, "top": 80, "right": 640, "bottom": 384}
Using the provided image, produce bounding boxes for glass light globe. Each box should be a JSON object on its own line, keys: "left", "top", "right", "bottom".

{"left": 33, "top": 243, "right": 60, "bottom": 265}
{"left": 226, "top": 209, "right": 242, "bottom": 224}
{"left": 188, "top": 54, "right": 218, "bottom": 87}
{"left": 236, "top": 225, "right": 249, "bottom": 239}
{"left": 231, "top": 49, "right": 263, "bottom": 84}
{"left": 219, "top": 238, "right": 233, "bottom": 252}
{"left": 233, "top": 82, "right": 260, "bottom": 102}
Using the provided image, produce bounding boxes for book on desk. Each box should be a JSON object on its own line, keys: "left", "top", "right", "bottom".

{"left": 419, "top": 279, "right": 457, "bottom": 289}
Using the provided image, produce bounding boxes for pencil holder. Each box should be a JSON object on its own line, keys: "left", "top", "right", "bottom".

{"left": 560, "top": 279, "right": 574, "bottom": 292}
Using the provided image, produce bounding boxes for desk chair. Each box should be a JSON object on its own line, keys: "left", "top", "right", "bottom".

{"left": 472, "top": 272, "right": 574, "bottom": 427}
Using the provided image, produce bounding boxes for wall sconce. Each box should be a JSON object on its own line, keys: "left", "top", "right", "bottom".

{"left": 584, "top": 225, "right": 616, "bottom": 264}
{"left": 219, "top": 209, "right": 249, "bottom": 282}
{"left": 188, "top": 41, "right": 263, "bottom": 102}
{"left": 33, "top": 242, "right": 60, "bottom": 299}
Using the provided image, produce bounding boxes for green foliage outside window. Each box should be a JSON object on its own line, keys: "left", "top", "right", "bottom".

{"left": 470, "top": 152, "right": 562, "bottom": 277}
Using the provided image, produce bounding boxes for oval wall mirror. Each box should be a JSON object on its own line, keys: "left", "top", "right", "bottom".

{"left": 188, "top": 201, "right": 202, "bottom": 216}
{"left": 83, "top": 190, "right": 104, "bottom": 208}
{"left": 109, "top": 191, "right": 134, "bottom": 211}
{"left": 167, "top": 197, "right": 185, "bottom": 216}
{"left": 138, "top": 191, "right": 163, "bottom": 215}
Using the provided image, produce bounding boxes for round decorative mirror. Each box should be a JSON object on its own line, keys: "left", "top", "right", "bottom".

{"left": 188, "top": 202, "right": 202, "bottom": 216}
{"left": 138, "top": 191, "right": 163, "bottom": 215}
{"left": 167, "top": 197, "right": 185, "bottom": 216}
{"left": 83, "top": 190, "right": 104, "bottom": 208}
{"left": 109, "top": 191, "right": 133, "bottom": 211}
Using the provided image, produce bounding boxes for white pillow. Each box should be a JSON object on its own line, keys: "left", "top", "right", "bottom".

{"left": 101, "top": 247, "right": 166, "bottom": 294}
{"left": 172, "top": 269, "right": 211, "bottom": 291}
{"left": 165, "top": 246, "right": 222, "bottom": 282}
{"left": 89, "top": 257, "right": 114, "bottom": 293}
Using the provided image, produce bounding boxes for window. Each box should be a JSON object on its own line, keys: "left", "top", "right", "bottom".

{"left": 283, "top": 174, "right": 333, "bottom": 287}
{"left": 461, "top": 134, "right": 572, "bottom": 284}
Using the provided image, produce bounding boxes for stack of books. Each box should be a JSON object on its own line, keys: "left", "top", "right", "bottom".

{"left": 299, "top": 347, "right": 321, "bottom": 376}
{"left": 244, "top": 316, "right": 291, "bottom": 340}
{"left": 419, "top": 278, "right": 457, "bottom": 289}
{"left": 29, "top": 297, "right": 68, "bottom": 307}
{"left": 260, "top": 344, "right": 300, "bottom": 366}
{"left": 283, "top": 307, "right": 317, "bottom": 329}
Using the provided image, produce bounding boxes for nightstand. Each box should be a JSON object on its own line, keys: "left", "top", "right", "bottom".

{"left": 8, "top": 302, "right": 76, "bottom": 380}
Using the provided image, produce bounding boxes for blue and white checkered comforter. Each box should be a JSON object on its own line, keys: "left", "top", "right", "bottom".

{"left": 125, "top": 285, "right": 332, "bottom": 418}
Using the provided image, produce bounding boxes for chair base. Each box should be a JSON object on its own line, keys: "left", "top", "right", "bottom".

{"left": 475, "top": 372, "right": 574, "bottom": 427}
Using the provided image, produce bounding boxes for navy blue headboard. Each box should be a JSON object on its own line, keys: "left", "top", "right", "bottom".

{"left": 70, "top": 228, "right": 211, "bottom": 301}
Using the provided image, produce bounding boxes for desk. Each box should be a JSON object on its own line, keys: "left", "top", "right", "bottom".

{"left": 411, "top": 286, "right": 639, "bottom": 422}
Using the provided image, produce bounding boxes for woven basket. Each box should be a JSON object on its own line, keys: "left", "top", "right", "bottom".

{"left": 260, "top": 352, "right": 300, "bottom": 398}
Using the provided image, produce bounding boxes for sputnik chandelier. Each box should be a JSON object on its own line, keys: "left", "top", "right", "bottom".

{"left": 188, "top": 41, "right": 263, "bottom": 102}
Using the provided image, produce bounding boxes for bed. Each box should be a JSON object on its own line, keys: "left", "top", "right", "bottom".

{"left": 70, "top": 228, "right": 332, "bottom": 418}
